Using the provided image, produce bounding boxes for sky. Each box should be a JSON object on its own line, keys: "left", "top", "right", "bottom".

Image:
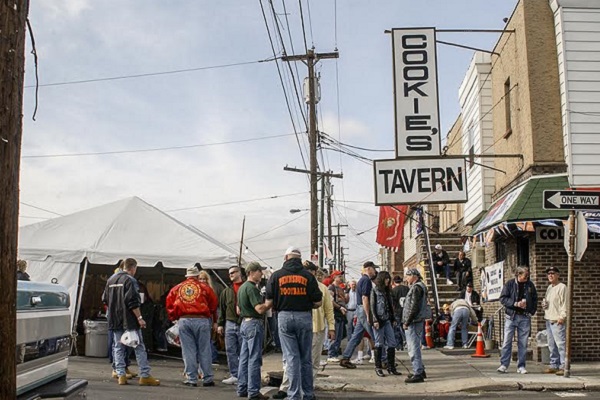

{"left": 19, "top": 0, "right": 518, "bottom": 278}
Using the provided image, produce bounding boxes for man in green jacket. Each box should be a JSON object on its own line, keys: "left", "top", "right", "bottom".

{"left": 217, "top": 265, "right": 244, "bottom": 385}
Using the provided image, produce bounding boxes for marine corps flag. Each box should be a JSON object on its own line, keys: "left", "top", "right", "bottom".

{"left": 376, "top": 205, "right": 408, "bottom": 251}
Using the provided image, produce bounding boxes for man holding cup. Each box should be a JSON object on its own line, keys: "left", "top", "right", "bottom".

{"left": 542, "top": 266, "right": 567, "bottom": 375}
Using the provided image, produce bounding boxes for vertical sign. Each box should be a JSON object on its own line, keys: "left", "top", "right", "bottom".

{"left": 392, "top": 28, "right": 441, "bottom": 158}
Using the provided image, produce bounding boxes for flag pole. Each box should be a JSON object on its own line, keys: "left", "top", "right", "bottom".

{"left": 238, "top": 215, "right": 246, "bottom": 268}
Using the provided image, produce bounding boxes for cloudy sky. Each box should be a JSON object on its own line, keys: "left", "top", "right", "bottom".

{"left": 19, "top": 0, "right": 518, "bottom": 277}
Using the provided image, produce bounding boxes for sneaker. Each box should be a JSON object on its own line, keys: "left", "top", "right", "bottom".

{"left": 446, "top": 279, "right": 453, "bottom": 285}
{"left": 339, "top": 358, "right": 357, "bottom": 369}
{"left": 405, "top": 374, "right": 424, "bottom": 383}
{"left": 362, "top": 353, "right": 371, "bottom": 360}
{"left": 443, "top": 345, "right": 454, "bottom": 350}
{"left": 222, "top": 376, "right": 238, "bottom": 385}
{"left": 272, "top": 390, "right": 288, "bottom": 399}
{"left": 517, "top": 367, "right": 528, "bottom": 374}
{"left": 118, "top": 375, "right": 128, "bottom": 385}
{"left": 202, "top": 381, "right": 215, "bottom": 387}
{"left": 139, "top": 376, "right": 161, "bottom": 386}
{"left": 543, "top": 367, "right": 559, "bottom": 374}
{"left": 182, "top": 380, "right": 197, "bottom": 387}
{"left": 350, "top": 358, "right": 364, "bottom": 365}
{"left": 319, "top": 360, "right": 328, "bottom": 366}
{"left": 369, "top": 356, "right": 375, "bottom": 363}
{"left": 556, "top": 369, "right": 565, "bottom": 376}
{"left": 497, "top": 365, "right": 508, "bottom": 373}
{"left": 327, "top": 357, "right": 340, "bottom": 362}
{"left": 462, "top": 344, "right": 469, "bottom": 349}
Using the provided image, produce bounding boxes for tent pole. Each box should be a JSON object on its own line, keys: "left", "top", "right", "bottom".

{"left": 238, "top": 215, "right": 246, "bottom": 267}
{"left": 210, "top": 269, "right": 227, "bottom": 288}
{"left": 71, "top": 258, "right": 89, "bottom": 355}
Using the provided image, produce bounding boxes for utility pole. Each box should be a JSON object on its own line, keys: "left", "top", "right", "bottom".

{"left": 0, "top": 1, "right": 30, "bottom": 398}
{"left": 327, "top": 180, "right": 333, "bottom": 253}
{"left": 335, "top": 224, "right": 348, "bottom": 270}
{"left": 282, "top": 48, "right": 339, "bottom": 259}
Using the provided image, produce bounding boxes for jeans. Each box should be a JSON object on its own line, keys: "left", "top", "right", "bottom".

{"left": 406, "top": 322, "right": 425, "bottom": 376}
{"left": 108, "top": 329, "right": 131, "bottom": 368}
{"left": 447, "top": 307, "right": 469, "bottom": 347}
{"left": 113, "top": 329, "right": 151, "bottom": 378}
{"left": 280, "top": 329, "right": 326, "bottom": 393}
{"left": 394, "top": 321, "right": 406, "bottom": 350}
{"left": 278, "top": 311, "right": 313, "bottom": 400}
{"left": 546, "top": 320, "right": 566, "bottom": 369}
{"left": 346, "top": 309, "right": 355, "bottom": 340}
{"left": 342, "top": 305, "right": 374, "bottom": 359}
{"left": 373, "top": 320, "right": 397, "bottom": 348}
{"left": 328, "top": 317, "right": 346, "bottom": 357}
{"left": 225, "top": 321, "right": 242, "bottom": 378}
{"left": 179, "top": 317, "right": 213, "bottom": 384}
{"left": 500, "top": 314, "right": 531, "bottom": 369}
{"left": 237, "top": 319, "right": 264, "bottom": 397}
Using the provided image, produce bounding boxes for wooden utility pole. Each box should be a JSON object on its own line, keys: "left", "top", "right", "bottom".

{"left": 326, "top": 179, "right": 333, "bottom": 253}
{"left": 282, "top": 49, "right": 339, "bottom": 257}
{"left": 0, "top": 1, "right": 30, "bottom": 397}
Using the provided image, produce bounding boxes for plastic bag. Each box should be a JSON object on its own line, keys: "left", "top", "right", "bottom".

{"left": 120, "top": 330, "right": 140, "bottom": 348}
{"left": 166, "top": 322, "right": 180, "bottom": 347}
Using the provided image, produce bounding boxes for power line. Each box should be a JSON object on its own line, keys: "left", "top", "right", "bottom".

{"left": 22, "top": 133, "right": 295, "bottom": 159}
{"left": 166, "top": 191, "right": 308, "bottom": 212}
{"left": 24, "top": 59, "right": 273, "bottom": 88}
{"left": 20, "top": 201, "right": 63, "bottom": 216}
{"left": 244, "top": 210, "right": 308, "bottom": 241}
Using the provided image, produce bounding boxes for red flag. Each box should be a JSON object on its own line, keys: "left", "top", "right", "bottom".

{"left": 376, "top": 205, "right": 408, "bottom": 250}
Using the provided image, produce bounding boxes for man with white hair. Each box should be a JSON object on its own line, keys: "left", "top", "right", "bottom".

{"left": 432, "top": 244, "right": 452, "bottom": 285}
{"left": 266, "top": 247, "right": 323, "bottom": 400}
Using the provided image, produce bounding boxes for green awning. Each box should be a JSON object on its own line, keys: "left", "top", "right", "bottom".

{"left": 470, "top": 174, "right": 570, "bottom": 235}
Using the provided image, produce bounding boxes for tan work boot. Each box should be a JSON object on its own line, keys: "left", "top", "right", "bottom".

{"left": 112, "top": 370, "right": 118, "bottom": 379}
{"left": 543, "top": 367, "right": 558, "bottom": 374}
{"left": 139, "top": 376, "right": 160, "bottom": 386}
{"left": 118, "top": 375, "right": 128, "bottom": 385}
{"left": 125, "top": 368, "right": 138, "bottom": 378}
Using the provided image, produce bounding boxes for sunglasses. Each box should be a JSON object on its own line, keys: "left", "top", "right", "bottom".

{"left": 229, "top": 271, "right": 239, "bottom": 275}
{"left": 547, "top": 272, "right": 556, "bottom": 275}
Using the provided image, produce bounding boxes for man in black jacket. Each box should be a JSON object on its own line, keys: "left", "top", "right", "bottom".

{"left": 103, "top": 258, "right": 160, "bottom": 386}
{"left": 266, "top": 247, "right": 322, "bottom": 400}
{"left": 391, "top": 276, "right": 409, "bottom": 350}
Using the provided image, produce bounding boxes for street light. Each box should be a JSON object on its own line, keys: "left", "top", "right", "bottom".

{"left": 289, "top": 208, "right": 309, "bottom": 214}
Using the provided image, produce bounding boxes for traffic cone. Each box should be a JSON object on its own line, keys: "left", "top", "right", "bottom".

{"left": 471, "top": 322, "right": 490, "bottom": 358}
{"left": 425, "top": 320, "right": 434, "bottom": 349}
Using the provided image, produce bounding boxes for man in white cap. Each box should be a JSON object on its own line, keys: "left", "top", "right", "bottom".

{"left": 432, "top": 244, "right": 452, "bottom": 285}
{"left": 166, "top": 265, "right": 218, "bottom": 387}
{"left": 542, "top": 266, "right": 567, "bottom": 375}
{"left": 265, "top": 247, "right": 323, "bottom": 400}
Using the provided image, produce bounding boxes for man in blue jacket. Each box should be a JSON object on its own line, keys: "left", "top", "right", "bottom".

{"left": 497, "top": 266, "right": 538, "bottom": 374}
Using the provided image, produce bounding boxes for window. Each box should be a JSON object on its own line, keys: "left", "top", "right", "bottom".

{"left": 504, "top": 78, "right": 512, "bottom": 138}
{"left": 517, "top": 237, "right": 529, "bottom": 267}
{"left": 495, "top": 239, "right": 507, "bottom": 262}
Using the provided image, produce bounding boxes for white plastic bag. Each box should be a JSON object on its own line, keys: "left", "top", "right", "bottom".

{"left": 166, "top": 322, "right": 180, "bottom": 347}
{"left": 120, "top": 330, "right": 140, "bottom": 348}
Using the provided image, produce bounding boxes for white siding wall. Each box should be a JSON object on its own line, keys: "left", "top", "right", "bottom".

{"left": 458, "top": 52, "right": 495, "bottom": 225}
{"left": 551, "top": 0, "right": 600, "bottom": 186}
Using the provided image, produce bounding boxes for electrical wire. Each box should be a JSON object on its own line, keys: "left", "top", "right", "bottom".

{"left": 22, "top": 133, "right": 295, "bottom": 159}
{"left": 166, "top": 191, "right": 308, "bottom": 212}
{"left": 244, "top": 210, "right": 309, "bottom": 241}
{"left": 24, "top": 59, "right": 272, "bottom": 88}
{"left": 298, "top": 0, "right": 309, "bottom": 53}
{"left": 20, "top": 201, "right": 64, "bottom": 216}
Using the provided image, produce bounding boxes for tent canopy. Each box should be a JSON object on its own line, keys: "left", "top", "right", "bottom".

{"left": 19, "top": 196, "right": 240, "bottom": 269}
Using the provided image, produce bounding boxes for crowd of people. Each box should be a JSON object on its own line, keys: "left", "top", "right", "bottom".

{"left": 100, "top": 244, "right": 569, "bottom": 398}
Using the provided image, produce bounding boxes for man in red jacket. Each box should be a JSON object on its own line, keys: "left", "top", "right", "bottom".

{"left": 167, "top": 266, "right": 218, "bottom": 387}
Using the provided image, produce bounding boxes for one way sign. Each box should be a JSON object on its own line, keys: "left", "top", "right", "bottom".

{"left": 543, "top": 190, "right": 600, "bottom": 210}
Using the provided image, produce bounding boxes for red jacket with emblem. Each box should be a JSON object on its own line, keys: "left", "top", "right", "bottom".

{"left": 166, "top": 278, "right": 218, "bottom": 321}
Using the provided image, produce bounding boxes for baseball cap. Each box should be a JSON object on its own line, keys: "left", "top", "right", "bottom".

{"left": 284, "top": 246, "right": 302, "bottom": 258}
{"left": 545, "top": 266, "right": 560, "bottom": 274}
{"left": 393, "top": 275, "right": 402, "bottom": 284}
{"left": 246, "top": 261, "right": 267, "bottom": 273}
{"left": 434, "top": 244, "right": 442, "bottom": 250}
{"left": 405, "top": 268, "right": 422, "bottom": 278}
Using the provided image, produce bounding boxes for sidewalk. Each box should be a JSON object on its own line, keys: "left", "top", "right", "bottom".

{"left": 262, "top": 348, "right": 600, "bottom": 395}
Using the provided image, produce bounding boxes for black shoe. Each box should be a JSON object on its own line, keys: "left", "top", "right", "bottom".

{"left": 405, "top": 374, "right": 425, "bottom": 383}
{"left": 272, "top": 390, "right": 287, "bottom": 399}
{"left": 182, "top": 381, "right": 197, "bottom": 387}
{"left": 375, "top": 368, "right": 386, "bottom": 377}
{"left": 202, "top": 381, "right": 215, "bottom": 387}
{"left": 237, "top": 393, "right": 248, "bottom": 398}
{"left": 249, "top": 394, "right": 270, "bottom": 400}
{"left": 407, "top": 370, "right": 427, "bottom": 379}
{"left": 339, "top": 358, "right": 357, "bottom": 369}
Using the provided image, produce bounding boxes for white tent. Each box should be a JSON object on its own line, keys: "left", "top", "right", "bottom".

{"left": 18, "top": 196, "right": 241, "bottom": 326}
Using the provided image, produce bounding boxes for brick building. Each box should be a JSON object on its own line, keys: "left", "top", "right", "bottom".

{"left": 397, "top": 0, "right": 600, "bottom": 361}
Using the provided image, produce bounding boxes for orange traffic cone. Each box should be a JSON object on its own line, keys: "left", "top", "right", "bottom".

{"left": 471, "top": 322, "right": 490, "bottom": 358}
{"left": 425, "top": 320, "right": 434, "bottom": 349}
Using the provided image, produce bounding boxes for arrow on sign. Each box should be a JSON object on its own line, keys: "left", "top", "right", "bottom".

{"left": 543, "top": 190, "right": 600, "bottom": 210}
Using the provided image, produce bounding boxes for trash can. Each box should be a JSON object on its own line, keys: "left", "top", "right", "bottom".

{"left": 84, "top": 319, "right": 108, "bottom": 357}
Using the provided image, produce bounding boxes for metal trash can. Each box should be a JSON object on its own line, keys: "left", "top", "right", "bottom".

{"left": 84, "top": 319, "right": 108, "bottom": 357}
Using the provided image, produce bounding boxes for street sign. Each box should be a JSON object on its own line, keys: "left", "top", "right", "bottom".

{"left": 374, "top": 157, "right": 467, "bottom": 205}
{"left": 392, "top": 28, "right": 441, "bottom": 158}
{"left": 564, "top": 211, "right": 588, "bottom": 261}
{"left": 543, "top": 190, "right": 600, "bottom": 210}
